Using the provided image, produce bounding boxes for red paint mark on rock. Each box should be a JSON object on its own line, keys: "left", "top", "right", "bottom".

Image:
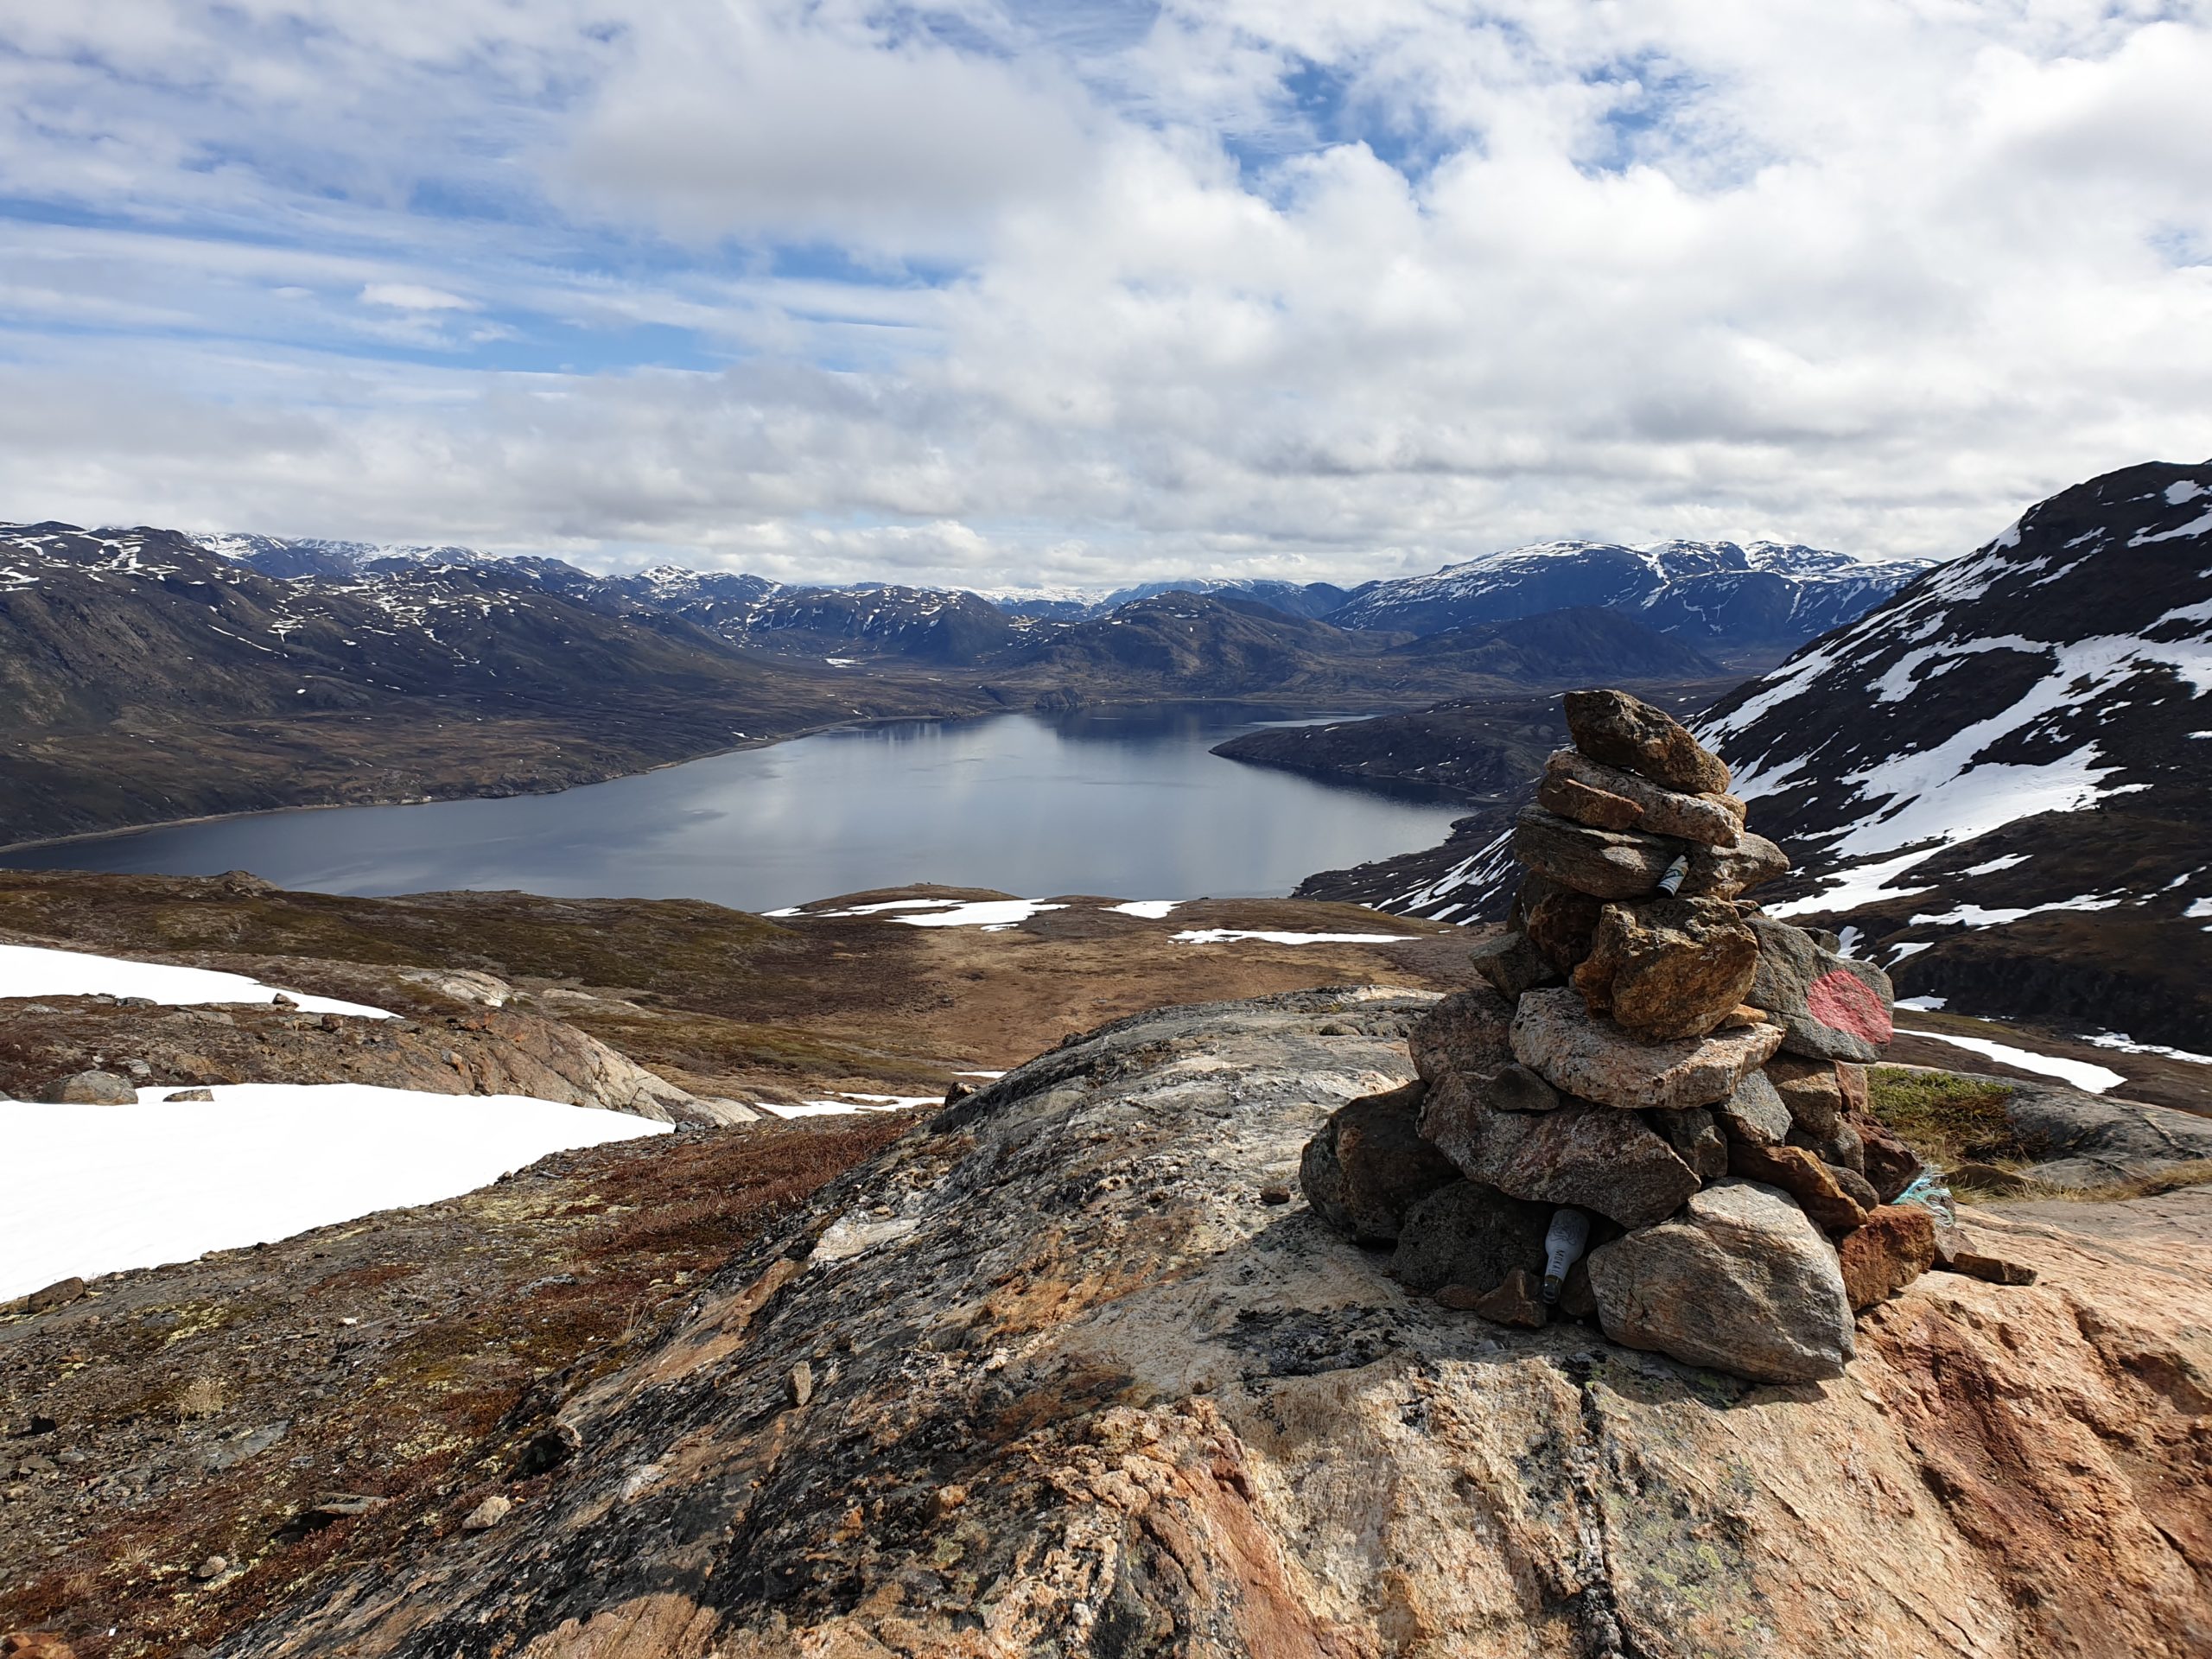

{"left": 1807, "top": 970, "right": 1891, "bottom": 1044}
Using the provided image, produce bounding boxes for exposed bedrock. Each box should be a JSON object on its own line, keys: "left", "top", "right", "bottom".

{"left": 216, "top": 988, "right": 2212, "bottom": 1659}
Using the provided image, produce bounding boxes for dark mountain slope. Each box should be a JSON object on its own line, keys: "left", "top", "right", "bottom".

{"left": 1698, "top": 459, "right": 2212, "bottom": 1047}
{"left": 0, "top": 524, "right": 987, "bottom": 845}
{"left": 1378, "top": 603, "right": 1722, "bottom": 681}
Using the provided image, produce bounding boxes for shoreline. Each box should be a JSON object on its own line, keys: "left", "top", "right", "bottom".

{"left": 0, "top": 694, "right": 1439, "bottom": 860}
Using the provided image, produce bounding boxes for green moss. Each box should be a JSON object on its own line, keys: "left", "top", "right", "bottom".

{"left": 1866, "top": 1066, "right": 2019, "bottom": 1166}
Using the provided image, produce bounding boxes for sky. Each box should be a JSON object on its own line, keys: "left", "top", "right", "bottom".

{"left": 0, "top": 1, "right": 2208, "bottom": 588}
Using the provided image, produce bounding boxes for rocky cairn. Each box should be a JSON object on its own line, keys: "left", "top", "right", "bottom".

{"left": 1303, "top": 689, "right": 1943, "bottom": 1384}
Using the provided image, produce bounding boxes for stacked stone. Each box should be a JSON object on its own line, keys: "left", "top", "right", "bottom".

{"left": 1301, "top": 688, "right": 1939, "bottom": 1384}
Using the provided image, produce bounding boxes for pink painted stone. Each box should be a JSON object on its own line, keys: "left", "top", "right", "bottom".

{"left": 1806, "top": 969, "right": 1891, "bottom": 1046}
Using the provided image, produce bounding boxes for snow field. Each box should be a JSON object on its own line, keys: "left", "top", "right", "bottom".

{"left": 0, "top": 1083, "right": 668, "bottom": 1302}
{"left": 0, "top": 942, "right": 392, "bottom": 1019}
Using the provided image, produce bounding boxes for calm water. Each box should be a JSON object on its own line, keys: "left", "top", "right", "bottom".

{"left": 5, "top": 706, "right": 1463, "bottom": 910}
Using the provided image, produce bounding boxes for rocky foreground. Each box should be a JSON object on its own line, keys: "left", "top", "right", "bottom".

{"left": 23, "top": 988, "right": 2173, "bottom": 1659}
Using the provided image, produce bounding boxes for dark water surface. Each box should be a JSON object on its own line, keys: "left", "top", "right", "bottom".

{"left": 6, "top": 706, "right": 1464, "bottom": 910}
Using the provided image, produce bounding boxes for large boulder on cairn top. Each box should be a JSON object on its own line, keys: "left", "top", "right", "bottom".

{"left": 1743, "top": 914, "right": 1895, "bottom": 1062}
{"left": 1570, "top": 896, "right": 1760, "bottom": 1041}
{"left": 1299, "top": 1080, "right": 1459, "bottom": 1243}
{"left": 1420, "top": 1071, "right": 1700, "bottom": 1229}
{"left": 1586, "top": 1179, "right": 1855, "bottom": 1383}
{"left": 1563, "top": 688, "right": 1732, "bottom": 795}
{"left": 1510, "top": 988, "right": 1783, "bottom": 1111}
{"left": 1537, "top": 748, "right": 1745, "bottom": 847}
{"left": 1388, "top": 1179, "right": 1554, "bottom": 1297}
{"left": 1725, "top": 1141, "right": 1871, "bottom": 1234}
{"left": 1511, "top": 808, "right": 1678, "bottom": 900}
{"left": 1836, "top": 1204, "right": 1938, "bottom": 1311}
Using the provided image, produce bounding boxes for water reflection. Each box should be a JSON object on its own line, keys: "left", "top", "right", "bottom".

{"left": 4, "top": 706, "right": 1467, "bottom": 911}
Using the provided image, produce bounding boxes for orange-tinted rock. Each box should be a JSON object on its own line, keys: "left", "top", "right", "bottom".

{"left": 1448, "top": 1267, "right": 1548, "bottom": 1329}
{"left": 1838, "top": 1205, "right": 1938, "bottom": 1310}
{"left": 1571, "top": 896, "right": 1761, "bottom": 1041}
{"left": 1726, "top": 1140, "right": 1871, "bottom": 1234}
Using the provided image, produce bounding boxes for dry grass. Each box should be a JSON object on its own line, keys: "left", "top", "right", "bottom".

{"left": 1969, "top": 1159, "right": 2212, "bottom": 1205}
{"left": 1866, "top": 1066, "right": 2022, "bottom": 1168}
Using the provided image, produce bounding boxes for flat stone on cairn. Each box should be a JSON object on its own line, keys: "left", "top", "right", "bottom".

{"left": 1510, "top": 988, "right": 1782, "bottom": 1111}
{"left": 1298, "top": 685, "right": 1969, "bottom": 1386}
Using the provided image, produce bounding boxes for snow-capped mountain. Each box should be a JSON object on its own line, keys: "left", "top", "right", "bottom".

{"left": 1697, "top": 460, "right": 2211, "bottom": 1047}
{"left": 1101, "top": 577, "right": 1354, "bottom": 620}
{"left": 1327, "top": 539, "right": 1929, "bottom": 659}
{"left": 198, "top": 532, "right": 498, "bottom": 581}
{"left": 701, "top": 584, "right": 1023, "bottom": 663}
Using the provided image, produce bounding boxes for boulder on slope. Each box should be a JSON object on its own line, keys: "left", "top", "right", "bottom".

{"left": 183, "top": 986, "right": 2212, "bottom": 1659}
{"left": 1586, "top": 1179, "right": 1854, "bottom": 1382}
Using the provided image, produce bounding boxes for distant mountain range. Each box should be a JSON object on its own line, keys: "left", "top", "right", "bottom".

{"left": 192, "top": 531, "right": 1923, "bottom": 664}
{"left": 1324, "top": 540, "right": 1932, "bottom": 664}
{"left": 0, "top": 518, "right": 1809, "bottom": 847}
{"left": 1295, "top": 461, "right": 2212, "bottom": 1050}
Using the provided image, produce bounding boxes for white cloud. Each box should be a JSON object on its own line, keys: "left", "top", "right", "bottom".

{"left": 359, "top": 282, "right": 477, "bottom": 311}
{"left": 0, "top": 1, "right": 2206, "bottom": 585}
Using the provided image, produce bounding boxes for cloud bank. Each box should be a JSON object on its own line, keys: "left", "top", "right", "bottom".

{"left": 0, "top": 0, "right": 2207, "bottom": 586}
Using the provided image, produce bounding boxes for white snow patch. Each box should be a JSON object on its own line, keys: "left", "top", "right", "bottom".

{"left": 1895, "top": 994, "right": 1947, "bottom": 1010}
{"left": 1108, "top": 900, "right": 1183, "bottom": 919}
{"left": 2133, "top": 508, "right": 2212, "bottom": 545}
{"left": 2187, "top": 898, "right": 2212, "bottom": 919}
{"left": 1764, "top": 849, "right": 1937, "bottom": 918}
{"left": 0, "top": 944, "right": 391, "bottom": 1019}
{"left": 1908, "top": 895, "right": 2125, "bottom": 927}
{"left": 1835, "top": 926, "right": 1863, "bottom": 958}
{"left": 2166, "top": 480, "right": 2207, "bottom": 506}
{"left": 1960, "top": 855, "right": 2030, "bottom": 876}
{"left": 903, "top": 900, "right": 1066, "bottom": 929}
{"left": 1893, "top": 1028, "right": 2126, "bottom": 1093}
{"left": 1172, "top": 929, "right": 1413, "bottom": 946}
{"left": 0, "top": 1084, "right": 667, "bottom": 1300}
{"left": 2082, "top": 1031, "right": 2212, "bottom": 1066}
